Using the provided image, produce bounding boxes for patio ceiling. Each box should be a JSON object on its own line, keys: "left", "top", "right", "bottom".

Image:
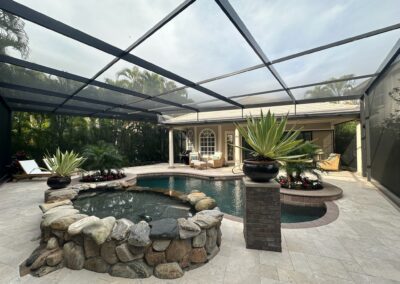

{"left": 0, "top": 0, "right": 399, "bottom": 122}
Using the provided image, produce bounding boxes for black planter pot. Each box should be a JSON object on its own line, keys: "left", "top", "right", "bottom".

{"left": 47, "top": 176, "right": 71, "bottom": 189}
{"left": 243, "top": 159, "right": 280, "bottom": 182}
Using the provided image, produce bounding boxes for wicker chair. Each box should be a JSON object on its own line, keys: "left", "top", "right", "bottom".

{"left": 317, "top": 153, "right": 341, "bottom": 171}
{"left": 207, "top": 152, "right": 224, "bottom": 168}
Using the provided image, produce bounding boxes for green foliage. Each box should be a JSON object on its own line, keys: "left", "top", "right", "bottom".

{"left": 335, "top": 121, "right": 357, "bottom": 155}
{"left": 0, "top": 10, "right": 29, "bottom": 58}
{"left": 44, "top": 148, "right": 85, "bottom": 177}
{"left": 282, "top": 141, "right": 322, "bottom": 178}
{"left": 82, "top": 141, "right": 124, "bottom": 172}
{"left": 234, "top": 110, "right": 307, "bottom": 162}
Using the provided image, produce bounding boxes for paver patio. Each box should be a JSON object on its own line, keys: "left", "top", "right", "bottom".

{"left": 0, "top": 165, "right": 399, "bottom": 284}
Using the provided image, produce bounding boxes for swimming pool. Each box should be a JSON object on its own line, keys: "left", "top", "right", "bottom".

{"left": 137, "top": 176, "right": 326, "bottom": 223}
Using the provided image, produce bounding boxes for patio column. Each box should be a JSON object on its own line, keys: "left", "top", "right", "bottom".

{"left": 356, "top": 122, "right": 363, "bottom": 174}
{"left": 168, "top": 128, "right": 174, "bottom": 168}
{"left": 234, "top": 128, "right": 241, "bottom": 166}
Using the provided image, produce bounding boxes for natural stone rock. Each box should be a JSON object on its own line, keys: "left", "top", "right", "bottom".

{"left": 161, "top": 205, "right": 191, "bottom": 219}
{"left": 68, "top": 216, "right": 99, "bottom": 236}
{"left": 31, "top": 249, "right": 55, "bottom": 270}
{"left": 154, "top": 262, "right": 184, "bottom": 279}
{"left": 177, "top": 218, "right": 201, "bottom": 239}
{"left": 110, "top": 263, "right": 138, "bottom": 279}
{"left": 26, "top": 245, "right": 46, "bottom": 266}
{"left": 127, "top": 221, "right": 151, "bottom": 247}
{"left": 152, "top": 240, "right": 171, "bottom": 252}
{"left": 50, "top": 214, "right": 87, "bottom": 231}
{"left": 190, "top": 247, "right": 207, "bottom": 263}
{"left": 101, "top": 241, "right": 118, "bottom": 265}
{"left": 196, "top": 209, "right": 224, "bottom": 221}
{"left": 128, "top": 245, "right": 146, "bottom": 255}
{"left": 71, "top": 234, "right": 84, "bottom": 246}
{"left": 217, "top": 227, "right": 222, "bottom": 246}
{"left": 195, "top": 198, "right": 217, "bottom": 211}
{"left": 84, "top": 237, "right": 100, "bottom": 258}
{"left": 82, "top": 217, "right": 115, "bottom": 245}
{"left": 128, "top": 260, "right": 153, "bottom": 278}
{"left": 39, "top": 200, "right": 72, "bottom": 213}
{"left": 207, "top": 246, "right": 219, "bottom": 261}
{"left": 149, "top": 218, "right": 179, "bottom": 239}
{"left": 205, "top": 227, "right": 217, "bottom": 254}
{"left": 43, "top": 205, "right": 74, "bottom": 216}
{"left": 63, "top": 242, "right": 85, "bottom": 270}
{"left": 46, "top": 189, "right": 78, "bottom": 202}
{"left": 46, "top": 249, "right": 63, "bottom": 266}
{"left": 31, "top": 263, "right": 63, "bottom": 277}
{"left": 41, "top": 209, "right": 79, "bottom": 227}
{"left": 84, "top": 257, "right": 110, "bottom": 273}
{"left": 187, "top": 192, "right": 207, "bottom": 205}
{"left": 19, "top": 261, "right": 31, "bottom": 277}
{"left": 110, "top": 218, "right": 133, "bottom": 241}
{"left": 190, "top": 214, "right": 220, "bottom": 229}
{"left": 116, "top": 243, "right": 142, "bottom": 262}
{"left": 192, "top": 230, "right": 207, "bottom": 248}
{"left": 145, "top": 248, "right": 165, "bottom": 266}
{"left": 165, "top": 239, "right": 191, "bottom": 262}
{"left": 52, "top": 230, "right": 64, "bottom": 239}
{"left": 179, "top": 253, "right": 191, "bottom": 269}
{"left": 46, "top": 237, "right": 59, "bottom": 250}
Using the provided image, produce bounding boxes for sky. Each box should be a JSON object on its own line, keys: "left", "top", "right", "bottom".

{"left": 5, "top": 0, "right": 400, "bottom": 106}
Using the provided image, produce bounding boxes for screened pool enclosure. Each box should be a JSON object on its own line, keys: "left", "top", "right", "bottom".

{"left": 0, "top": 0, "right": 399, "bottom": 202}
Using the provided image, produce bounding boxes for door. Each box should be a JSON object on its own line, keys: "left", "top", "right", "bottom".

{"left": 225, "top": 131, "right": 235, "bottom": 162}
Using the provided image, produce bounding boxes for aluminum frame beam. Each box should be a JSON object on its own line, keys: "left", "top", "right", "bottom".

{"left": 215, "top": 0, "right": 296, "bottom": 103}
{"left": 0, "top": 0, "right": 243, "bottom": 109}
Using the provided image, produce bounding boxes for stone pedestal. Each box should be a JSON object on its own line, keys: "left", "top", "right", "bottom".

{"left": 243, "top": 177, "right": 281, "bottom": 252}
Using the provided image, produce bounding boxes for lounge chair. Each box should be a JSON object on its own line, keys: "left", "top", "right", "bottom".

{"left": 207, "top": 152, "right": 225, "bottom": 168}
{"left": 317, "top": 153, "right": 341, "bottom": 171}
{"left": 13, "top": 160, "right": 52, "bottom": 181}
{"left": 189, "top": 152, "right": 200, "bottom": 168}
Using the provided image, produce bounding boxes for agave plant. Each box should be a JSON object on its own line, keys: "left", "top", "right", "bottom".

{"left": 234, "top": 110, "right": 307, "bottom": 163}
{"left": 44, "top": 148, "right": 86, "bottom": 177}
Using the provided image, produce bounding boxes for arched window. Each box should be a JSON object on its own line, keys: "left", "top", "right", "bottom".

{"left": 199, "top": 129, "right": 216, "bottom": 155}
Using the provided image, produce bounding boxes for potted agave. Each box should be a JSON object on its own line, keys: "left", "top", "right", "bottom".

{"left": 44, "top": 148, "right": 86, "bottom": 189}
{"left": 234, "top": 110, "right": 307, "bottom": 182}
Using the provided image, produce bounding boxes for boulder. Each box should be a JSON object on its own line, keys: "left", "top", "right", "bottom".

{"left": 187, "top": 192, "right": 207, "bottom": 205}
{"left": 152, "top": 240, "right": 171, "bottom": 252}
{"left": 207, "top": 246, "right": 219, "bottom": 261}
{"left": 179, "top": 253, "right": 191, "bottom": 269}
{"left": 149, "top": 218, "right": 179, "bottom": 239}
{"left": 63, "top": 242, "right": 85, "bottom": 270}
{"left": 190, "top": 214, "right": 220, "bottom": 229}
{"left": 30, "top": 249, "right": 56, "bottom": 270}
{"left": 84, "top": 257, "right": 110, "bottom": 273}
{"left": 190, "top": 247, "right": 207, "bottom": 263}
{"left": 46, "top": 237, "right": 59, "bottom": 250}
{"left": 127, "top": 221, "right": 151, "bottom": 247}
{"left": 82, "top": 217, "right": 115, "bottom": 245}
{"left": 128, "top": 245, "right": 146, "bottom": 256}
{"left": 192, "top": 230, "right": 207, "bottom": 248}
{"left": 177, "top": 218, "right": 201, "bottom": 239}
{"left": 145, "top": 248, "right": 166, "bottom": 266}
{"left": 109, "top": 263, "right": 138, "bottom": 279}
{"left": 101, "top": 241, "right": 118, "bottom": 265}
{"left": 84, "top": 237, "right": 100, "bottom": 258}
{"left": 205, "top": 227, "right": 217, "bottom": 254}
{"left": 46, "top": 189, "right": 78, "bottom": 202}
{"left": 42, "top": 205, "right": 74, "bottom": 216}
{"left": 217, "top": 227, "right": 222, "bottom": 246}
{"left": 26, "top": 245, "right": 46, "bottom": 266}
{"left": 165, "top": 239, "right": 191, "bottom": 262}
{"left": 41, "top": 209, "right": 79, "bottom": 227}
{"left": 196, "top": 209, "right": 224, "bottom": 221}
{"left": 195, "top": 198, "right": 217, "bottom": 211}
{"left": 154, "top": 262, "right": 184, "bottom": 279}
{"left": 67, "top": 216, "right": 99, "bottom": 236}
{"left": 39, "top": 200, "right": 72, "bottom": 213}
{"left": 116, "top": 243, "right": 142, "bottom": 262}
{"left": 50, "top": 214, "right": 87, "bottom": 231}
{"left": 31, "top": 263, "right": 63, "bottom": 277}
{"left": 46, "top": 249, "right": 63, "bottom": 267}
{"left": 128, "top": 260, "right": 153, "bottom": 278}
{"left": 110, "top": 218, "right": 134, "bottom": 241}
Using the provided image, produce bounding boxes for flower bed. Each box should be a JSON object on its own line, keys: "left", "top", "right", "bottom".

{"left": 80, "top": 171, "right": 126, "bottom": 182}
{"left": 21, "top": 180, "right": 223, "bottom": 279}
{"left": 277, "top": 175, "right": 323, "bottom": 190}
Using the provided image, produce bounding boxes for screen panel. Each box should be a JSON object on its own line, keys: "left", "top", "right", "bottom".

{"left": 230, "top": 0, "right": 400, "bottom": 60}
{"left": 0, "top": 88, "right": 65, "bottom": 105}
{"left": 232, "top": 91, "right": 291, "bottom": 106}
{"left": 132, "top": 0, "right": 262, "bottom": 82}
{"left": 15, "top": 0, "right": 184, "bottom": 49}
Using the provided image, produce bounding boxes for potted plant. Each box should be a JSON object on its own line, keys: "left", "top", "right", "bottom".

{"left": 44, "top": 148, "right": 86, "bottom": 189}
{"left": 234, "top": 110, "right": 307, "bottom": 182}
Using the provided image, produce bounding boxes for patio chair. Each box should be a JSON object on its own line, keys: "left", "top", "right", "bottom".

{"left": 43, "top": 157, "right": 55, "bottom": 171}
{"left": 317, "top": 153, "right": 341, "bottom": 171}
{"left": 207, "top": 151, "right": 225, "bottom": 168}
{"left": 13, "top": 160, "right": 52, "bottom": 181}
{"left": 189, "top": 152, "right": 200, "bottom": 168}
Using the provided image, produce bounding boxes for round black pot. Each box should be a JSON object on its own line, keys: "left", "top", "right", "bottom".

{"left": 47, "top": 176, "right": 71, "bottom": 189}
{"left": 243, "top": 159, "right": 280, "bottom": 182}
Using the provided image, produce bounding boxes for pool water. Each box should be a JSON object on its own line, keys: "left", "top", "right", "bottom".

{"left": 137, "top": 176, "right": 326, "bottom": 223}
{"left": 73, "top": 191, "right": 194, "bottom": 223}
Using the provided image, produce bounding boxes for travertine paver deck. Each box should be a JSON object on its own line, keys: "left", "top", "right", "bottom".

{"left": 0, "top": 165, "right": 399, "bottom": 283}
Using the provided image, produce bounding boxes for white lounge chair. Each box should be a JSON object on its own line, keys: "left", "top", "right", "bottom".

{"left": 13, "top": 160, "right": 52, "bottom": 181}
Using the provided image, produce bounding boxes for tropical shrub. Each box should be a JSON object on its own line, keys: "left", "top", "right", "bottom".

{"left": 82, "top": 141, "right": 124, "bottom": 174}
{"left": 43, "top": 148, "right": 86, "bottom": 177}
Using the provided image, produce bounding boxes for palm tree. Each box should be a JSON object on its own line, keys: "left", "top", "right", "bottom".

{"left": 305, "top": 74, "right": 355, "bottom": 100}
{"left": 0, "top": 10, "right": 29, "bottom": 58}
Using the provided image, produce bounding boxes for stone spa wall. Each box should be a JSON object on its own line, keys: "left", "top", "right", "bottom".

{"left": 21, "top": 180, "right": 223, "bottom": 280}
